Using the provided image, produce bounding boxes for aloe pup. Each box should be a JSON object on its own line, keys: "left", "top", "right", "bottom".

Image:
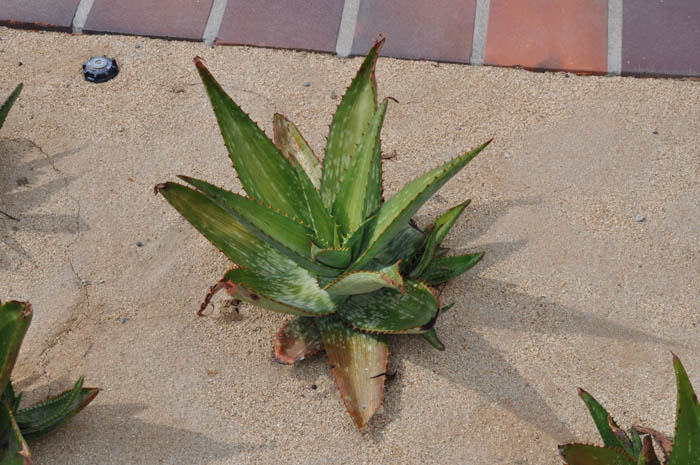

{"left": 560, "top": 355, "right": 700, "bottom": 465}
{"left": 1, "top": 84, "right": 23, "bottom": 221}
{"left": 156, "top": 37, "right": 491, "bottom": 430}
{"left": 0, "top": 301, "right": 99, "bottom": 464}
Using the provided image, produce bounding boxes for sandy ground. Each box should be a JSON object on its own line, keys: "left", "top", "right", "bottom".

{"left": 0, "top": 27, "right": 698, "bottom": 464}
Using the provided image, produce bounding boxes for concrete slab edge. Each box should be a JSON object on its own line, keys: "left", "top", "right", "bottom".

{"left": 471, "top": 0, "right": 490, "bottom": 65}
{"left": 607, "top": 0, "right": 623, "bottom": 75}
{"left": 336, "top": 0, "right": 361, "bottom": 58}
{"left": 72, "top": 0, "right": 95, "bottom": 33}
{"left": 203, "top": 0, "right": 229, "bottom": 46}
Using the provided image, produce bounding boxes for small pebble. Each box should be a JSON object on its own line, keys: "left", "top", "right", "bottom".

{"left": 330, "top": 91, "right": 338, "bottom": 100}
{"left": 17, "top": 61, "right": 22, "bottom": 67}
{"left": 634, "top": 214, "right": 646, "bottom": 222}
{"left": 135, "top": 44, "right": 141, "bottom": 49}
{"left": 311, "top": 384, "right": 317, "bottom": 390}
{"left": 136, "top": 241, "right": 143, "bottom": 247}
{"left": 302, "top": 82, "right": 310, "bottom": 87}
{"left": 16, "top": 177, "right": 29, "bottom": 186}
{"left": 120, "top": 317, "right": 129, "bottom": 324}
{"left": 652, "top": 130, "right": 659, "bottom": 135}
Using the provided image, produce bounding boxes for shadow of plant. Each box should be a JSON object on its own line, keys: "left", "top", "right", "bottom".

{"left": 28, "top": 403, "right": 265, "bottom": 464}
{"left": 0, "top": 139, "right": 87, "bottom": 265}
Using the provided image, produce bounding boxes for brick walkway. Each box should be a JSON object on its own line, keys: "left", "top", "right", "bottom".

{"left": 1, "top": 0, "right": 698, "bottom": 77}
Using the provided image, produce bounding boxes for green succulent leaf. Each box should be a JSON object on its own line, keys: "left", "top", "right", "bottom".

{"left": 321, "top": 37, "right": 383, "bottom": 209}
{"left": 0, "top": 302, "right": 32, "bottom": 395}
{"left": 577, "top": 388, "right": 630, "bottom": 452}
{"left": 273, "top": 317, "right": 322, "bottom": 364}
{"left": 324, "top": 261, "right": 404, "bottom": 295}
{"left": 410, "top": 200, "right": 471, "bottom": 277}
{"left": 311, "top": 245, "right": 352, "bottom": 269}
{"left": 16, "top": 377, "right": 99, "bottom": 439}
{"left": 273, "top": 113, "right": 323, "bottom": 190}
{"left": 371, "top": 221, "right": 425, "bottom": 271}
{"left": 156, "top": 182, "right": 297, "bottom": 274}
{"left": 333, "top": 99, "right": 388, "bottom": 236}
{"left": 291, "top": 156, "right": 339, "bottom": 248}
{"left": 559, "top": 444, "right": 636, "bottom": 465}
{"left": 317, "top": 317, "right": 388, "bottom": 430}
{"left": 222, "top": 267, "right": 338, "bottom": 316}
{"left": 420, "top": 252, "right": 485, "bottom": 286}
{"left": 668, "top": 355, "right": 700, "bottom": 465}
{"left": 194, "top": 58, "right": 309, "bottom": 223}
{"left": 352, "top": 139, "right": 491, "bottom": 270}
{"left": 178, "top": 176, "right": 339, "bottom": 277}
{"left": 337, "top": 279, "right": 438, "bottom": 334}
{"left": 2, "top": 382, "right": 20, "bottom": 415}
{"left": 0, "top": 84, "right": 22, "bottom": 131}
{"left": 422, "top": 328, "right": 445, "bottom": 351}
{"left": 0, "top": 400, "right": 30, "bottom": 465}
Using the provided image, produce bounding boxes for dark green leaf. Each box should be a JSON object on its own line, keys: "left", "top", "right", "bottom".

{"left": 352, "top": 140, "right": 491, "bottom": 270}
{"left": 410, "top": 200, "right": 471, "bottom": 277}
{"left": 0, "top": 84, "right": 22, "bottom": 131}
{"left": 559, "top": 444, "right": 636, "bottom": 465}
{"left": 337, "top": 279, "right": 438, "bottom": 334}
{"left": 420, "top": 252, "right": 484, "bottom": 286}
{"left": 194, "top": 59, "right": 309, "bottom": 223}
{"left": 0, "top": 399, "right": 30, "bottom": 465}
{"left": 577, "top": 388, "right": 629, "bottom": 452}
{"left": 16, "top": 377, "right": 99, "bottom": 438}
{"left": 0, "top": 302, "right": 32, "bottom": 395}
{"left": 668, "top": 355, "right": 700, "bottom": 465}
{"left": 422, "top": 329, "right": 445, "bottom": 351}
{"left": 312, "top": 245, "right": 351, "bottom": 269}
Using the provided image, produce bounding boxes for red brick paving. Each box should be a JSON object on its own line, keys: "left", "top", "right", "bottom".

{"left": 622, "top": 0, "right": 700, "bottom": 77}
{"left": 84, "top": 0, "right": 214, "bottom": 40}
{"left": 484, "top": 0, "right": 608, "bottom": 74}
{"left": 0, "top": 0, "right": 80, "bottom": 31}
{"left": 0, "top": 0, "right": 698, "bottom": 77}
{"left": 351, "top": 0, "right": 478, "bottom": 63}
{"left": 217, "top": 0, "right": 343, "bottom": 53}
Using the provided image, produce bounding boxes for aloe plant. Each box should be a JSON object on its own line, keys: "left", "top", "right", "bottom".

{"left": 156, "top": 37, "right": 491, "bottom": 430}
{"left": 560, "top": 355, "right": 700, "bottom": 465}
{"left": 0, "top": 300, "right": 99, "bottom": 464}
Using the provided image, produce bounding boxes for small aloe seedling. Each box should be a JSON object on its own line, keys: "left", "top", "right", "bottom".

{"left": 0, "top": 301, "right": 99, "bottom": 464}
{"left": 1, "top": 84, "right": 23, "bottom": 221}
{"left": 560, "top": 355, "right": 700, "bottom": 465}
{"left": 0, "top": 84, "right": 22, "bottom": 131}
{"left": 156, "top": 37, "right": 491, "bottom": 430}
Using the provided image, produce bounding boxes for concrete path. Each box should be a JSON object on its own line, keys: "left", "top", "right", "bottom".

{"left": 0, "top": 26, "right": 698, "bottom": 464}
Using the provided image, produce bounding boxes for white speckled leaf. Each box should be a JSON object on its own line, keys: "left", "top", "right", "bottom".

{"left": 195, "top": 59, "right": 309, "bottom": 223}
{"left": 337, "top": 279, "right": 439, "bottom": 334}
{"left": 321, "top": 38, "right": 383, "bottom": 210}
{"left": 157, "top": 182, "right": 298, "bottom": 274}
{"left": 317, "top": 317, "right": 388, "bottom": 430}
{"left": 333, "top": 100, "right": 388, "bottom": 235}
{"left": 312, "top": 245, "right": 352, "bottom": 269}
{"left": 222, "top": 267, "right": 338, "bottom": 316}
{"left": 179, "top": 177, "right": 340, "bottom": 278}
{"left": 352, "top": 140, "right": 491, "bottom": 270}
{"left": 324, "top": 261, "right": 404, "bottom": 295}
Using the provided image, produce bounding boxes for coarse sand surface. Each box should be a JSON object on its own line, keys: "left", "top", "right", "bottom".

{"left": 0, "top": 27, "right": 698, "bottom": 464}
